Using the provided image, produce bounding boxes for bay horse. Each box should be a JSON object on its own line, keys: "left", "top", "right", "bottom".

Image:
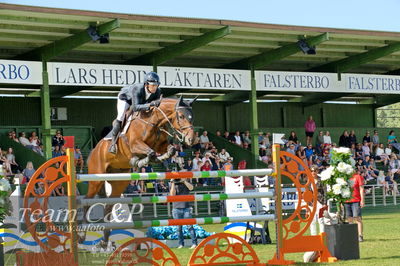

{"left": 82, "top": 97, "right": 196, "bottom": 245}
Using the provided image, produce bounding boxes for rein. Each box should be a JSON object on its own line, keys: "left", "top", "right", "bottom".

{"left": 135, "top": 103, "right": 192, "bottom": 143}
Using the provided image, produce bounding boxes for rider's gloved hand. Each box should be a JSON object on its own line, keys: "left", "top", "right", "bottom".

{"left": 150, "top": 99, "right": 161, "bottom": 107}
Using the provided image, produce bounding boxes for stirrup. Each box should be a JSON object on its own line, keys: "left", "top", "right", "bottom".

{"left": 109, "top": 143, "right": 117, "bottom": 154}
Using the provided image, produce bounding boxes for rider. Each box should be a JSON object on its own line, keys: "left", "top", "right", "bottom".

{"left": 109, "top": 71, "right": 162, "bottom": 154}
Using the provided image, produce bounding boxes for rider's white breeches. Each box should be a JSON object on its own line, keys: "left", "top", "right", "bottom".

{"left": 117, "top": 99, "right": 129, "bottom": 121}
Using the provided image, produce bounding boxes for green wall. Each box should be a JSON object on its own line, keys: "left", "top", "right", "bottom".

{"left": 0, "top": 97, "right": 376, "bottom": 140}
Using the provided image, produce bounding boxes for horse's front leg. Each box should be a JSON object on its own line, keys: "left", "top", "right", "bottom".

{"left": 129, "top": 142, "right": 156, "bottom": 168}
{"left": 154, "top": 144, "right": 176, "bottom": 163}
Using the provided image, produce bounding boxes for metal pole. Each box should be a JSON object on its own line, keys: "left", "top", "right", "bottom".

{"left": 372, "top": 186, "right": 376, "bottom": 207}
{"left": 273, "top": 144, "right": 284, "bottom": 262}
{"left": 66, "top": 149, "right": 78, "bottom": 265}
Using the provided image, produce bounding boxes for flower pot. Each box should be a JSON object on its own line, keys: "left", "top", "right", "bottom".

{"left": 325, "top": 223, "right": 360, "bottom": 260}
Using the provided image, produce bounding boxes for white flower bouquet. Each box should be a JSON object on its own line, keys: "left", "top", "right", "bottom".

{"left": 0, "top": 165, "right": 12, "bottom": 225}
{"left": 319, "top": 147, "right": 354, "bottom": 222}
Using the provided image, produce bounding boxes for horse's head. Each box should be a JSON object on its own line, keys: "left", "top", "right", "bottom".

{"left": 171, "top": 96, "right": 196, "bottom": 146}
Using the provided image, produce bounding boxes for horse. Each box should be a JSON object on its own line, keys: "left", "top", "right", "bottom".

{"left": 82, "top": 96, "right": 196, "bottom": 245}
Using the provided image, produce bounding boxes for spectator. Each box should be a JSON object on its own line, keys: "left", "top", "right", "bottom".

{"left": 0, "top": 148, "right": 6, "bottom": 166}
{"left": 355, "top": 158, "right": 367, "bottom": 172}
{"left": 264, "top": 132, "right": 271, "bottom": 148}
{"left": 19, "top": 132, "right": 34, "bottom": 150}
{"left": 389, "top": 153, "right": 400, "bottom": 180}
{"left": 243, "top": 142, "right": 250, "bottom": 150}
{"left": 377, "top": 171, "right": 390, "bottom": 196}
{"left": 286, "top": 144, "right": 296, "bottom": 156}
{"left": 339, "top": 130, "right": 351, "bottom": 148}
{"left": 304, "top": 116, "right": 316, "bottom": 146}
{"left": 365, "top": 156, "right": 378, "bottom": 181}
{"left": 215, "top": 130, "right": 222, "bottom": 137}
{"left": 29, "top": 131, "right": 41, "bottom": 147}
{"left": 362, "top": 131, "right": 373, "bottom": 152}
{"left": 202, "top": 153, "right": 212, "bottom": 165}
{"left": 22, "top": 161, "right": 35, "bottom": 184}
{"left": 305, "top": 144, "right": 314, "bottom": 166}
{"left": 309, "top": 166, "right": 326, "bottom": 236}
{"left": 183, "top": 158, "right": 194, "bottom": 171}
{"left": 362, "top": 141, "right": 371, "bottom": 158}
{"left": 387, "top": 130, "right": 397, "bottom": 145}
{"left": 344, "top": 169, "right": 365, "bottom": 242}
{"left": 199, "top": 131, "right": 211, "bottom": 150}
{"left": 74, "top": 147, "right": 84, "bottom": 173}
{"left": 323, "top": 131, "right": 332, "bottom": 145}
{"left": 8, "top": 131, "right": 19, "bottom": 143}
{"left": 35, "top": 182, "right": 46, "bottom": 195}
{"left": 233, "top": 131, "right": 243, "bottom": 146}
{"left": 52, "top": 130, "right": 65, "bottom": 149}
{"left": 200, "top": 161, "right": 212, "bottom": 186}
{"left": 218, "top": 148, "right": 230, "bottom": 163}
{"left": 349, "top": 130, "right": 357, "bottom": 147}
{"left": 125, "top": 180, "right": 140, "bottom": 194}
{"left": 242, "top": 130, "right": 251, "bottom": 146}
{"left": 192, "top": 152, "right": 202, "bottom": 171}
{"left": 53, "top": 183, "right": 66, "bottom": 196}
{"left": 212, "top": 157, "right": 222, "bottom": 171}
{"left": 222, "top": 157, "right": 233, "bottom": 171}
{"left": 52, "top": 145, "right": 62, "bottom": 158}
{"left": 170, "top": 178, "right": 197, "bottom": 249}
{"left": 316, "top": 131, "right": 324, "bottom": 155}
{"left": 372, "top": 130, "right": 380, "bottom": 153}
{"left": 223, "top": 131, "right": 233, "bottom": 142}
{"left": 288, "top": 131, "right": 299, "bottom": 145}
{"left": 6, "top": 147, "right": 20, "bottom": 174}
{"left": 375, "top": 143, "right": 389, "bottom": 166}
{"left": 296, "top": 145, "right": 307, "bottom": 165}
{"left": 155, "top": 180, "right": 169, "bottom": 195}
{"left": 29, "top": 131, "right": 44, "bottom": 156}
{"left": 191, "top": 131, "right": 201, "bottom": 151}
{"left": 258, "top": 132, "right": 264, "bottom": 144}
{"left": 355, "top": 143, "right": 363, "bottom": 159}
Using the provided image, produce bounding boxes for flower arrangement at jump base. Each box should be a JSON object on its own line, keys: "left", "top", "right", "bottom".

{"left": 319, "top": 147, "right": 354, "bottom": 223}
{"left": 0, "top": 165, "right": 12, "bottom": 225}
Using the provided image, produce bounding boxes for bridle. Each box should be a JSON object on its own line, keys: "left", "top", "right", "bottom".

{"left": 136, "top": 101, "right": 193, "bottom": 143}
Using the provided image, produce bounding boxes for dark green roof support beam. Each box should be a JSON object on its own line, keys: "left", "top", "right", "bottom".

{"left": 14, "top": 19, "right": 120, "bottom": 61}
{"left": 288, "top": 92, "right": 352, "bottom": 105}
{"left": 360, "top": 95, "right": 400, "bottom": 106}
{"left": 223, "top": 33, "right": 329, "bottom": 69}
{"left": 126, "top": 26, "right": 231, "bottom": 65}
{"left": 386, "top": 69, "right": 400, "bottom": 75}
{"left": 211, "top": 91, "right": 250, "bottom": 102}
{"left": 309, "top": 42, "right": 400, "bottom": 73}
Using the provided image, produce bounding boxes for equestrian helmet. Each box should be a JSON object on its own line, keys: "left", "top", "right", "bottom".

{"left": 144, "top": 72, "right": 160, "bottom": 85}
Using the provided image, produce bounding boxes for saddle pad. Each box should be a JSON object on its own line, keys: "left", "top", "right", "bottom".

{"left": 103, "top": 114, "right": 133, "bottom": 140}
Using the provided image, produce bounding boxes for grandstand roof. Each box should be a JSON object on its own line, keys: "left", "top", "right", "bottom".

{"left": 1, "top": 3, "right": 400, "bottom": 105}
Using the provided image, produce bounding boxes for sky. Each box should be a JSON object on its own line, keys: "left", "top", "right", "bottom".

{"left": 2, "top": 0, "right": 400, "bottom": 32}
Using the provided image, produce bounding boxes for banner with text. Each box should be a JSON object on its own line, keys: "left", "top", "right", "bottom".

{"left": 48, "top": 62, "right": 152, "bottom": 87}
{"left": 256, "top": 70, "right": 400, "bottom": 94}
{"left": 0, "top": 59, "right": 42, "bottom": 84}
{"left": 47, "top": 62, "right": 251, "bottom": 90}
{"left": 158, "top": 66, "right": 251, "bottom": 90}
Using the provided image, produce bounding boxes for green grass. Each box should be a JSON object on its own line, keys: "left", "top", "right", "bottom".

{"left": 4, "top": 205, "right": 400, "bottom": 265}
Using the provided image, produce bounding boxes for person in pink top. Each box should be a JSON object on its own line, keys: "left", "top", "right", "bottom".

{"left": 304, "top": 115, "right": 316, "bottom": 146}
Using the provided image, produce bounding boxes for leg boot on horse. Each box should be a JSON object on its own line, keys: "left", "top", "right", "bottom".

{"left": 109, "top": 119, "right": 122, "bottom": 154}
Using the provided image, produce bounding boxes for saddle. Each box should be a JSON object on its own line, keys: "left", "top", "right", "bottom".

{"left": 104, "top": 110, "right": 137, "bottom": 140}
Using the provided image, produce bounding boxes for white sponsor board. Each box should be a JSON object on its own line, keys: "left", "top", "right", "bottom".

{"left": 0, "top": 59, "right": 42, "bottom": 84}
{"left": 158, "top": 66, "right": 251, "bottom": 90}
{"left": 256, "top": 70, "right": 400, "bottom": 94}
{"left": 48, "top": 62, "right": 152, "bottom": 87}
{"left": 47, "top": 62, "right": 251, "bottom": 90}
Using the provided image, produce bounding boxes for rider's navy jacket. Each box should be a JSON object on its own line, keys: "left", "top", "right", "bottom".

{"left": 118, "top": 83, "right": 162, "bottom": 111}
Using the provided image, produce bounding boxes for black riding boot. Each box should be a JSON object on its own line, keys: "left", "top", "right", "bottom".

{"left": 109, "top": 120, "right": 122, "bottom": 154}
